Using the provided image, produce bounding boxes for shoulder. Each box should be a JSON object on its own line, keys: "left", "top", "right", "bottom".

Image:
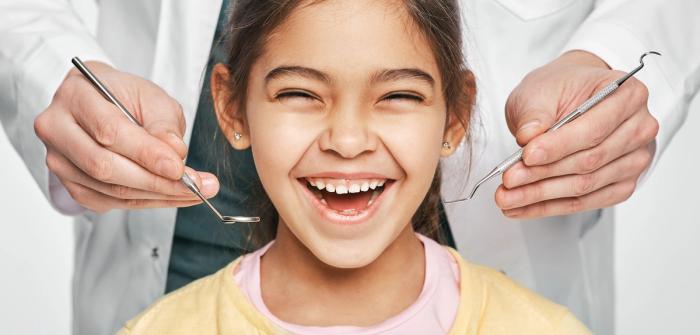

{"left": 118, "top": 258, "right": 264, "bottom": 335}
{"left": 446, "top": 249, "right": 591, "bottom": 335}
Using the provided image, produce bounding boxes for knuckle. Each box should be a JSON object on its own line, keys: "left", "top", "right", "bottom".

{"left": 525, "top": 184, "right": 543, "bottom": 202}
{"left": 94, "top": 117, "right": 120, "bottom": 147}
{"left": 580, "top": 150, "right": 604, "bottom": 173}
{"left": 85, "top": 153, "right": 113, "bottom": 182}
{"left": 45, "top": 152, "right": 61, "bottom": 173}
{"left": 622, "top": 181, "right": 637, "bottom": 201}
{"left": 34, "top": 113, "right": 51, "bottom": 139}
{"left": 645, "top": 116, "right": 660, "bottom": 139}
{"left": 66, "top": 183, "right": 87, "bottom": 204}
{"left": 587, "top": 121, "right": 608, "bottom": 146}
{"left": 574, "top": 173, "right": 597, "bottom": 196}
{"left": 633, "top": 79, "right": 650, "bottom": 103}
{"left": 146, "top": 174, "right": 161, "bottom": 193}
{"left": 110, "top": 184, "right": 132, "bottom": 199}
{"left": 567, "top": 197, "right": 584, "bottom": 214}
{"left": 124, "top": 198, "right": 147, "bottom": 209}
{"left": 635, "top": 149, "right": 653, "bottom": 171}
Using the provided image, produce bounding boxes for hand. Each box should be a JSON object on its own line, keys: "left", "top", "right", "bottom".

{"left": 495, "top": 50, "right": 659, "bottom": 219}
{"left": 34, "top": 61, "right": 219, "bottom": 212}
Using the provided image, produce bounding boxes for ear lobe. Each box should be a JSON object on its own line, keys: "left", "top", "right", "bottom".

{"left": 441, "top": 113, "right": 467, "bottom": 157}
{"left": 211, "top": 63, "right": 251, "bottom": 150}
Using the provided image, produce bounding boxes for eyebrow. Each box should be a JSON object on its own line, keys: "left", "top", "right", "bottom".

{"left": 265, "top": 66, "right": 332, "bottom": 84}
{"left": 264, "top": 66, "right": 435, "bottom": 88}
{"left": 371, "top": 68, "right": 435, "bottom": 87}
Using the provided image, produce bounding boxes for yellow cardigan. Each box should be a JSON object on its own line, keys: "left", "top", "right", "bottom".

{"left": 118, "top": 248, "right": 591, "bottom": 335}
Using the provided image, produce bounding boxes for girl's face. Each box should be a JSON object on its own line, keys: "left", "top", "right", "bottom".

{"left": 215, "top": 0, "right": 463, "bottom": 268}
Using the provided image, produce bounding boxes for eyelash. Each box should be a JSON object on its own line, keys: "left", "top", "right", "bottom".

{"left": 274, "top": 90, "right": 424, "bottom": 103}
{"left": 275, "top": 90, "right": 318, "bottom": 101}
{"left": 382, "top": 92, "right": 424, "bottom": 103}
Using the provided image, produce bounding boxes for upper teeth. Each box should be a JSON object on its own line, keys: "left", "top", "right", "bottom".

{"left": 306, "top": 178, "right": 387, "bottom": 195}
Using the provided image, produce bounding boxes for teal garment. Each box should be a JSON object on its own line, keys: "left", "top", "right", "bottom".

{"left": 166, "top": 0, "right": 455, "bottom": 293}
{"left": 165, "top": 0, "right": 259, "bottom": 292}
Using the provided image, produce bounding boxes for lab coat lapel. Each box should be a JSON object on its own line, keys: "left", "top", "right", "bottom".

{"left": 150, "top": 0, "right": 223, "bottom": 145}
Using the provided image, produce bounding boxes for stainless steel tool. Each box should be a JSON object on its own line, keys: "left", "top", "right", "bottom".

{"left": 444, "top": 51, "right": 661, "bottom": 204}
{"left": 71, "top": 57, "right": 261, "bottom": 224}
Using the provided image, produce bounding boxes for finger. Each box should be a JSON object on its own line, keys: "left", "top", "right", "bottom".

{"left": 505, "top": 90, "right": 558, "bottom": 146}
{"left": 501, "top": 178, "right": 637, "bottom": 219}
{"left": 46, "top": 147, "right": 216, "bottom": 201}
{"left": 503, "top": 109, "right": 658, "bottom": 188}
{"left": 496, "top": 147, "right": 651, "bottom": 210}
{"left": 43, "top": 115, "right": 219, "bottom": 197}
{"left": 521, "top": 80, "right": 648, "bottom": 166}
{"left": 61, "top": 180, "right": 205, "bottom": 212}
{"left": 71, "top": 92, "right": 185, "bottom": 180}
{"left": 138, "top": 88, "right": 188, "bottom": 158}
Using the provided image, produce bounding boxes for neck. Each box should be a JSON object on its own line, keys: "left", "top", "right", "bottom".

{"left": 260, "top": 222, "right": 425, "bottom": 326}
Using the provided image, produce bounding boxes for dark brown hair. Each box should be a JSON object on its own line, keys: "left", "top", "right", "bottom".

{"left": 218, "top": 0, "right": 476, "bottom": 248}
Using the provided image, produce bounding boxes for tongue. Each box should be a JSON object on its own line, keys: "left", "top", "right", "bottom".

{"left": 323, "top": 191, "right": 373, "bottom": 211}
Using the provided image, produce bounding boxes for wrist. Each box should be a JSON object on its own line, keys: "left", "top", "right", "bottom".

{"left": 559, "top": 50, "right": 611, "bottom": 70}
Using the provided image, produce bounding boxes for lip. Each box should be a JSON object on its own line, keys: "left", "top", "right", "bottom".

{"left": 296, "top": 177, "right": 395, "bottom": 225}
{"left": 303, "top": 172, "right": 393, "bottom": 180}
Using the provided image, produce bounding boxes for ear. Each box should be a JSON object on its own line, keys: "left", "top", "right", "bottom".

{"left": 440, "top": 112, "right": 467, "bottom": 157}
{"left": 211, "top": 63, "right": 251, "bottom": 150}
{"left": 441, "top": 69, "right": 476, "bottom": 157}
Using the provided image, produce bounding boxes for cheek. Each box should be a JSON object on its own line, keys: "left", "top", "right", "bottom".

{"left": 246, "top": 103, "right": 320, "bottom": 186}
{"left": 378, "top": 111, "right": 445, "bottom": 181}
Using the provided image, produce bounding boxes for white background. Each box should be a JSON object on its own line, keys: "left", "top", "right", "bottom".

{"left": 0, "top": 96, "right": 697, "bottom": 334}
{"left": 0, "top": 0, "right": 697, "bottom": 331}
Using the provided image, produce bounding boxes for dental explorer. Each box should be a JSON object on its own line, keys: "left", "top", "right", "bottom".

{"left": 71, "top": 57, "right": 261, "bottom": 224}
{"left": 444, "top": 51, "right": 661, "bottom": 204}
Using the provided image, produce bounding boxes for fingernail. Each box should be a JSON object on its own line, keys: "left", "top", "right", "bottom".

{"left": 527, "top": 147, "right": 547, "bottom": 165}
{"left": 504, "top": 208, "right": 524, "bottom": 218}
{"left": 156, "top": 158, "right": 180, "bottom": 179}
{"left": 518, "top": 120, "right": 541, "bottom": 134}
{"left": 201, "top": 175, "right": 218, "bottom": 196}
{"left": 509, "top": 168, "right": 528, "bottom": 188}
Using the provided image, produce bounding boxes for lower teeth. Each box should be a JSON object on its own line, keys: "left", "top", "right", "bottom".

{"left": 314, "top": 188, "right": 382, "bottom": 215}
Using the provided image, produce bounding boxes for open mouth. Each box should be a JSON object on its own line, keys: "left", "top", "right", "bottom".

{"left": 300, "top": 177, "right": 392, "bottom": 217}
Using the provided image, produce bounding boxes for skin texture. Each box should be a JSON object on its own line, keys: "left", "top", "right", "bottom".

{"left": 34, "top": 62, "right": 219, "bottom": 212}
{"left": 497, "top": 50, "right": 659, "bottom": 219}
{"left": 212, "top": 0, "right": 466, "bottom": 327}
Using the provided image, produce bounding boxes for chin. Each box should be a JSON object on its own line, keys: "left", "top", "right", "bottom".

{"left": 308, "top": 237, "right": 387, "bottom": 269}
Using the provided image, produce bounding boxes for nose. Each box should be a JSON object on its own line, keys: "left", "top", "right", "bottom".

{"left": 318, "top": 103, "right": 377, "bottom": 159}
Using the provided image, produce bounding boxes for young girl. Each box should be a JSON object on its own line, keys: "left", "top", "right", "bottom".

{"left": 119, "top": 0, "right": 590, "bottom": 333}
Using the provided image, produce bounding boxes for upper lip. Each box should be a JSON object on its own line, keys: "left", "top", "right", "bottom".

{"left": 301, "top": 172, "right": 395, "bottom": 180}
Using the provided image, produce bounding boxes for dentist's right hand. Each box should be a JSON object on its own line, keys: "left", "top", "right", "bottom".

{"left": 34, "top": 61, "right": 220, "bottom": 213}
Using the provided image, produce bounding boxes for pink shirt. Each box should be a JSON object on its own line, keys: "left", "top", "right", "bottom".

{"left": 233, "top": 234, "right": 460, "bottom": 334}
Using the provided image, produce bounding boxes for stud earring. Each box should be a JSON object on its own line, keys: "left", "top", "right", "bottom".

{"left": 234, "top": 132, "right": 242, "bottom": 141}
{"left": 442, "top": 141, "right": 451, "bottom": 150}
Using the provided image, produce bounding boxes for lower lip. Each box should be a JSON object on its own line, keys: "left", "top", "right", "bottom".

{"left": 297, "top": 179, "right": 393, "bottom": 225}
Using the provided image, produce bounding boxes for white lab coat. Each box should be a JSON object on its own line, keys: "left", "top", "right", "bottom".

{"left": 0, "top": 0, "right": 697, "bottom": 334}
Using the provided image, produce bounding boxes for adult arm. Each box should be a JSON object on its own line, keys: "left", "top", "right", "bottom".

{"left": 0, "top": 0, "right": 218, "bottom": 214}
{"left": 495, "top": 0, "right": 700, "bottom": 219}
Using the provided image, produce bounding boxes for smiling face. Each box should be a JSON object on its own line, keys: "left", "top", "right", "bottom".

{"left": 213, "top": 0, "right": 466, "bottom": 268}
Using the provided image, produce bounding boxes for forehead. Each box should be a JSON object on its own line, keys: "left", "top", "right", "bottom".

{"left": 257, "top": 0, "right": 440, "bottom": 85}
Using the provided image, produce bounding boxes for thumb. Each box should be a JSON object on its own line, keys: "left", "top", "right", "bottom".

{"left": 505, "top": 94, "right": 556, "bottom": 147}
{"left": 141, "top": 96, "right": 189, "bottom": 160}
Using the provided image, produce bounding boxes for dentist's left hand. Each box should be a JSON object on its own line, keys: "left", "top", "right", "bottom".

{"left": 34, "top": 61, "right": 220, "bottom": 213}
{"left": 495, "top": 50, "right": 659, "bottom": 219}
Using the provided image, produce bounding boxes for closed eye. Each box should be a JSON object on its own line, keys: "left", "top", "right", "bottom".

{"left": 381, "top": 92, "right": 425, "bottom": 103}
{"left": 275, "top": 90, "right": 320, "bottom": 101}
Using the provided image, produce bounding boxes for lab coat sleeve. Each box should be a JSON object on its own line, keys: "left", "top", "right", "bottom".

{"left": 561, "top": 0, "right": 700, "bottom": 185}
{"left": 0, "top": 0, "right": 112, "bottom": 215}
